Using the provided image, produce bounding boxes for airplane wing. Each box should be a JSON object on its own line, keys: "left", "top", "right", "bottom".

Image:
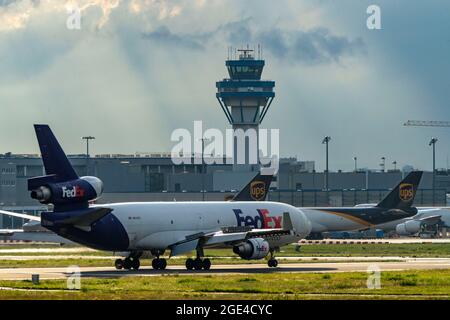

{"left": 169, "top": 212, "right": 294, "bottom": 257}
{"left": 0, "top": 210, "right": 41, "bottom": 222}
{"left": 418, "top": 215, "right": 442, "bottom": 225}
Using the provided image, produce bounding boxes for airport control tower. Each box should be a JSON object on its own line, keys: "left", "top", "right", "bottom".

{"left": 216, "top": 47, "right": 275, "bottom": 172}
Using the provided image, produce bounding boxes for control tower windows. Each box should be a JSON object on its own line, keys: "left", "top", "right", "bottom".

{"left": 227, "top": 66, "right": 262, "bottom": 80}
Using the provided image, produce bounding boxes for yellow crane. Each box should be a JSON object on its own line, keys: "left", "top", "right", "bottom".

{"left": 404, "top": 120, "right": 450, "bottom": 127}
{"left": 403, "top": 120, "right": 450, "bottom": 204}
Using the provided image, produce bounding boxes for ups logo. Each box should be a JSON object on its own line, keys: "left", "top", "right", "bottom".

{"left": 250, "top": 181, "right": 266, "bottom": 201}
{"left": 399, "top": 183, "right": 414, "bottom": 202}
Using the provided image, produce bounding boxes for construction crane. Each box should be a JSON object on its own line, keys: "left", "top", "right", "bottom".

{"left": 404, "top": 119, "right": 450, "bottom": 205}
{"left": 404, "top": 120, "right": 450, "bottom": 127}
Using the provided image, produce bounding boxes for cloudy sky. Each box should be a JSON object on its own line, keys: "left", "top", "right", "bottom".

{"left": 0, "top": 0, "right": 449, "bottom": 172}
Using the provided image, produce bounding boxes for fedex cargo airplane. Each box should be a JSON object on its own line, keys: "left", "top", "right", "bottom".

{"left": 2, "top": 125, "right": 311, "bottom": 271}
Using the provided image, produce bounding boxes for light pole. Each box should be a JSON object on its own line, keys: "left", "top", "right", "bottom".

{"left": 322, "top": 136, "right": 331, "bottom": 190}
{"left": 429, "top": 137, "right": 438, "bottom": 205}
{"left": 353, "top": 157, "right": 357, "bottom": 172}
{"left": 380, "top": 157, "right": 386, "bottom": 172}
{"left": 199, "top": 138, "right": 210, "bottom": 201}
{"left": 392, "top": 161, "right": 397, "bottom": 171}
{"left": 82, "top": 136, "right": 95, "bottom": 175}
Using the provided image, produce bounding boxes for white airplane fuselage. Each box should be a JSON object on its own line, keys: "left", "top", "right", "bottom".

{"left": 47, "top": 201, "right": 311, "bottom": 253}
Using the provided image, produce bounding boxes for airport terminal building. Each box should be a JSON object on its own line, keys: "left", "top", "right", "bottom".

{"left": 1, "top": 153, "right": 449, "bottom": 228}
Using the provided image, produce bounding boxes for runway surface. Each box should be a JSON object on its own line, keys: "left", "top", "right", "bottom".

{"left": 0, "top": 258, "right": 449, "bottom": 280}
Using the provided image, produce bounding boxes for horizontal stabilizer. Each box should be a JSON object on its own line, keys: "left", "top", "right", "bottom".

{"left": 42, "top": 207, "right": 112, "bottom": 229}
{"left": 58, "top": 207, "right": 112, "bottom": 227}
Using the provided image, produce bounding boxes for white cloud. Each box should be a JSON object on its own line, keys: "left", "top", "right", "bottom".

{"left": 0, "top": 0, "right": 449, "bottom": 171}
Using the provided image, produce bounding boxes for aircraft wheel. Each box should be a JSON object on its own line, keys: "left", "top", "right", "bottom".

{"left": 123, "top": 258, "right": 132, "bottom": 270}
{"left": 159, "top": 258, "right": 167, "bottom": 270}
{"left": 203, "top": 258, "right": 211, "bottom": 270}
{"left": 268, "top": 259, "right": 278, "bottom": 268}
{"left": 114, "top": 259, "right": 123, "bottom": 270}
{"left": 132, "top": 258, "right": 140, "bottom": 270}
{"left": 186, "top": 258, "right": 194, "bottom": 270}
{"left": 194, "top": 258, "right": 203, "bottom": 270}
{"left": 152, "top": 258, "right": 159, "bottom": 270}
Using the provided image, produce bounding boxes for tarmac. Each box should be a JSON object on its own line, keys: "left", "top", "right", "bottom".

{"left": 0, "top": 258, "right": 449, "bottom": 280}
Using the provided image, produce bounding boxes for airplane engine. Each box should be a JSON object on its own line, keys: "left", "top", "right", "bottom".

{"left": 30, "top": 176, "right": 103, "bottom": 205}
{"left": 396, "top": 220, "right": 421, "bottom": 235}
{"left": 233, "top": 238, "right": 270, "bottom": 260}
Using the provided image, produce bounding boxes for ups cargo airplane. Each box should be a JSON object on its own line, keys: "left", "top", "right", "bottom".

{"left": 1, "top": 125, "right": 312, "bottom": 270}
{"left": 301, "top": 171, "right": 423, "bottom": 238}
{"left": 375, "top": 207, "right": 450, "bottom": 236}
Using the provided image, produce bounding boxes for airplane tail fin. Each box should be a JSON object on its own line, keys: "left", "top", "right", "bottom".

{"left": 232, "top": 171, "right": 274, "bottom": 201}
{"left": 33, "top": 124, "right": 78, "bottom": 182}
{"left": 376, "top": 171, "right": 423, "bottom": 209}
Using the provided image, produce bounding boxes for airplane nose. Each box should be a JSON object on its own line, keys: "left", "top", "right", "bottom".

{"left": 291, "top": 208, "right": 312, "bottom": 237}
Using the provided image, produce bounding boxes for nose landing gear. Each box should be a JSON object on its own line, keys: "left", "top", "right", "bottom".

{"left": 267, "top": 249, "right": 278, "bottom": 268}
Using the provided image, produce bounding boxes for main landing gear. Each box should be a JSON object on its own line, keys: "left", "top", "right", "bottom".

{"left": 151, "top": 249, "right": 167, "bottom": 270}
{"left": 152, "top": 258, "right": 167, "bottom": 270}
{"left": 185, "top": 248, "right": 211, "bottom": 271}
{"left": 185, "top": 257, "right": 211, "bottom": 270}
{"left": 115, "top": 257, "right": 140, "bottom": 270}
{"left": 267, "top": 249, "right": 278, "bottom": 268}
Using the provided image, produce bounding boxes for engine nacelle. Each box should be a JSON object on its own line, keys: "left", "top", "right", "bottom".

{"left": 30, "top": 176, "right": 103, "bottom": 205}
{"left": 396, "top": 220, "right": 422, "bottom": 235}
{"left": 233, "top": 238, "right": 270, "bottom": 260}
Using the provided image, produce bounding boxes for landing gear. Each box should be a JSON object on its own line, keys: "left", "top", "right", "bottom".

{"left": 185, "top": 258, "right": 211, "bottom": 270}
{"left": 115, "top": 259, "right": 123, "bottom": 270}
{"left": 186, "top": 258, "right": 194, "bottom": 270}
{"left": 114, "top": 257, "right": 140, "bottom": 270}
{"left": 203, "top": 258, "right": 211, "bottom": 270}
{"left": 152, "top": 258, "right": 167, "bottom": 270}
{"left": 115, "top": 251, "right": 142, "bottom": 271}
{"left": 267, "top": 249, "right": 278, "bottom": 268}
{"left": 185, "top": 248, "right": 211, "bottom": 271}
{"left": 149, "top": 249, "right": 167, "bottom": 270}
{"left": 132, "top": 258, "right": 140, "bottom": 270}
{"left": 268, "top": 259, "right": 278, "bottom": 268}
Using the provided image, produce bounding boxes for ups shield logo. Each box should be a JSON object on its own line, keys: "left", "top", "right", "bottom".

{"left": 250, "top": 181, "right": 266, "bottom": 201}
{"left": 399, "top": 183, "right": 414, "bottom": 202}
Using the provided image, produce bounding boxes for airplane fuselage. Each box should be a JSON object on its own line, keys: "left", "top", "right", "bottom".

{"left": 376, "top": 207, "right": 450, "bottom": 232}
{"left": 43, "top": 201, "right": 311, "bottom": 253}
{"left": 302, "top": 207, "right": 416, "bottom": 233}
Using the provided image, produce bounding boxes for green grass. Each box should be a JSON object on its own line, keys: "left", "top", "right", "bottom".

{"left": 0, "top": 269, "right": 449, "bottom": 300}
{"left": 282, "top": 243, "right": 450, "bottom": 257}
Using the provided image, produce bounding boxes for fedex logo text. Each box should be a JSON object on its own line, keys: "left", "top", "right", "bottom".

{"left": 233, "top": 209, "right": 282, "bottom": 229}
{"left": 62, "top": 186, "right": 85, "bottom": 198}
